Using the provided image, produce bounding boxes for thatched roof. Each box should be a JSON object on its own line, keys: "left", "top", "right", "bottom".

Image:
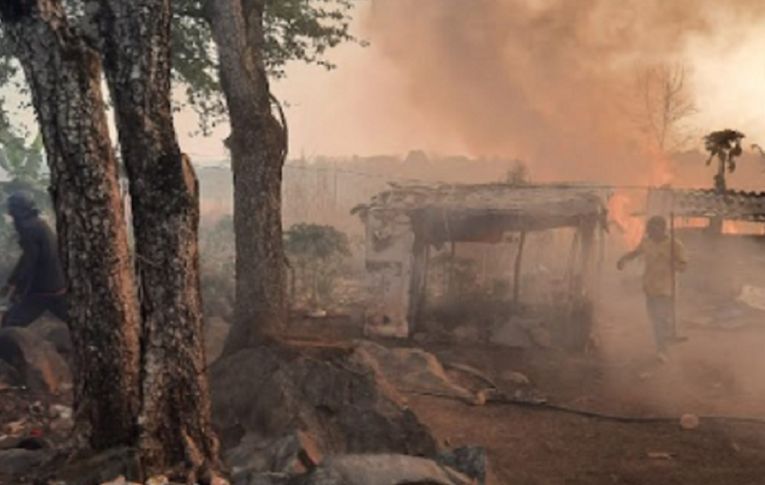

{"left": 354, "top": 183, "right": 608, "bottom": 242}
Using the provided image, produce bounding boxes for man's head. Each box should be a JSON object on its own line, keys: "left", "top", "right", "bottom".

{"left": 6, "top": 191, "right": 39, "bottom": 220}
{"left": 646, "top": 215, "right": 667, "bottom": 241}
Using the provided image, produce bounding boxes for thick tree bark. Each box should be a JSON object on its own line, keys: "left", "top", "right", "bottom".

{"left": 206, "top": 0, "right": 288, "bottom": 353}
{"left": 95, "top": 0, "right": 219, "bottom": 475}
{"left": 0, "top": 0, "right": 141, "bottom": 449}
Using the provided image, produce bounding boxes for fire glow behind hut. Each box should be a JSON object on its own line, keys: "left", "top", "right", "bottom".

{"left": 353, "top": 183, "right": 609, "bottom": 345}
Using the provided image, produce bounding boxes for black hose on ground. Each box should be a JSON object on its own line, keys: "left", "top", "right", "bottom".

{"left": 405, "top": 389, "right": 765, "bottom": 426}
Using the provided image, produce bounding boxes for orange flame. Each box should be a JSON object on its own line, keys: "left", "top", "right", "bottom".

{"left": 647, "top": 146, "right": 674, "bottom": 187}
{"left": 609, "top": 192, "right": 643, "bottom": 248}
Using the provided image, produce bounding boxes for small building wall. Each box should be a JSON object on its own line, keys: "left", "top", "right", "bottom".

{"left": 363, "top": 211, "right": 415, "bottom": 338}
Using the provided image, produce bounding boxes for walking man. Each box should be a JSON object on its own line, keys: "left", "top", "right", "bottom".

{"left": 1, "top": 192, "right": 68, "bottom": 327}
{"left": 617, "top": 215, "right": 687, "bottom": 362}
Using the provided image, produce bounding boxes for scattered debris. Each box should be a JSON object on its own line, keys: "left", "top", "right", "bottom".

{"left": 49, "top": 404, "right": 73, "bottom": 420}
{"left": 4, "top": 418, "right": 27, "bottom": 436}
{"left": 646, "top": 451, "right": 674, "bottom": 460}
{"left": 100, "top": 476, "right": 141, "bottom": 485}
{"left": 297, "top": 454, "right": 473, "bottom": 485}
{"left": 305, "top": 309, "right": 328, "bottom": 319}
{"left": 502, "top": 370, "right": 531, "bottom": 386}
{"left": 680, "top": 414, "right": 700, "bottom": 430}
{"left": 145, "top": 475, "right": 170, "bottom": 485}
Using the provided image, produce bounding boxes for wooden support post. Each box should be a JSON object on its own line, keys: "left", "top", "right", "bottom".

{"left": 669, "top": 211, "right": 678, "bottom": 338}
{"left": 408, "top": 238, "right": 430, "bottom": 334}
{"left": 513, "top": 231, "right": 527, "bottom": 305}
{"left": 566, "top": 229, "right": 581, "bottom": 295}
{"left": 578, "top": 220, "right": 596, "bottom": 297}
{"left": 447, "top": 240, "right": 456, "bottom": 296}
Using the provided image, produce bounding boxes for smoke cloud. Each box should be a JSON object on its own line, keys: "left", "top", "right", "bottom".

{"left": 367, "top": 0, "right": 765, "bottom": 184}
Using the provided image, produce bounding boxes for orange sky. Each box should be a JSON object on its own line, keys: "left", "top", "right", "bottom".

{"left": 182, "top": 1, "right": 765, "bottom": 169}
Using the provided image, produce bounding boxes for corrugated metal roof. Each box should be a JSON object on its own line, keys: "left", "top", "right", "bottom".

{"left": 647, "top": 188, "right": 765, "bottom": 222}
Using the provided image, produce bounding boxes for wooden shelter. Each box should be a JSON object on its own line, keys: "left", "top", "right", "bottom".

{"left": 353, "top": 183, "right": 609, "bottom": 338}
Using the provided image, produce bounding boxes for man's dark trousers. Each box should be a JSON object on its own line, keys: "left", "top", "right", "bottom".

{"left": 2, "top": 293, "right": 68, "bottom": 328}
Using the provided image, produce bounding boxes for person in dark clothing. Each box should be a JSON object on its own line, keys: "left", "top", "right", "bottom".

{"left": 0, "top": 192, "right": 68, "bottom": 327}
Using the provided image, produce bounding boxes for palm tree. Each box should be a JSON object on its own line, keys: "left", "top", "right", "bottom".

{"left": 703, "top": 129, "right": 745, "bottom": 193}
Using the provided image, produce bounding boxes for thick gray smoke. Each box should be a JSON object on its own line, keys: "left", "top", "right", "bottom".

{"left": 367, "top": 0, "right": 765, "bottom": 183}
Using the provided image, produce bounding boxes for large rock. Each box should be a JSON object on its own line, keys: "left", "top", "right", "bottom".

{"left": 210, "top": 343, "right": 437, "bottom": 457}
{"left": 436, "top": 446, "right": 489, "bottom": 485}
{"left": 0, "top": 358, "right": 21, "bottom": 388}
{"left": 292, "top": 454, "right": 472, "bottom": 485}
{"left": 352, "top": 341, "right": 477, "bottom": 403}
{"left": 0, "top": 327, "right": 71, "bottom": 393}
{"left": 29, "top": 318, "right": 73, "bottom": 357}
{"left": 0, "top": 448, "right": 51, "bottom": 480}
{"left": 54, "top": 447, "right": 143, "bottom": 485}
{"left": 226, "top": 430, "right": 323, "bottom": 476}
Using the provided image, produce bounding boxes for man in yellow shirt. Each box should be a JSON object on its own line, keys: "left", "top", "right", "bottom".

{"left": 617, "top": 216, "right": 687, "bottom": 361}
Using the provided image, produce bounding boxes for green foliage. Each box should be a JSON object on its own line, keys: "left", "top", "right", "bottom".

{"left": 171, "top": 0, "right": 359, "bottom": 131}
{"left": 285, "top": 223, "right": 350, "bottom": 304}
{"left": 0, "top": 129, "right": 45, "bottom": 185}
{"left": 263, "top": 0, "right": 358, "bottom": 77}
{"left": 0, "top": 0, "right": 360, "bottom": 133}
{"left": 285, "top": 222, "right": 350, "bottom": 260}
{"left": 199, "top": 215, "right": 235, "bottom": 319}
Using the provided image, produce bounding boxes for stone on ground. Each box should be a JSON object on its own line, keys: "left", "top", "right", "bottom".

{"left": 0, "top": 327, "right": 71, "bottom": 393}
{"left": 210, "top": 342, "right": 437, "bottom": 458}
{"left": 226, "top": 430, "right": 323, "bottom": 476}
{"left": 29, "top": 318, "right": 73, "bottom": 357}
{"left": 352, "top": 341, "right": 476, "bottom": 403}
{"left": 293, "top": 454, "right": 473, "bottom": 485}
{"left": 436, "top": 446, "right": 489, "bottom": 484}
{"left": 0, "top": 448, "right": 51, "bottom": 480}
{"left": 54, "top": 447, "right": 143, "bottom": 485}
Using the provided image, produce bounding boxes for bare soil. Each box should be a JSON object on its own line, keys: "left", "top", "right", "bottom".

{"left": 4, "top": 300, "right": 765, "bottom": 485}
{"left": 281, "top": 303, "right": 765, "bottom": 484}
{"left": 402, "top": 298, "right": 765, "bottom": 485}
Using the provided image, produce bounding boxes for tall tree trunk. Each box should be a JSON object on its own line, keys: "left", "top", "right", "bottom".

{"left": 0, "top": 0, "right": 141, "bottom": 449}
{"left": 206, "top": 0, "right": 288, "bottom": 353}
{"left": 96, "top": 0, "right": 219, "bottom": 475}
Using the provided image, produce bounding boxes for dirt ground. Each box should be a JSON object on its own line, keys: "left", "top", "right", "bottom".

{"left": 400, "top": 291, "right": 765, "bottom": 485}
{"left": 287, "top": 294, "right": 765, "bottom": 484}
{"left": 4, "top": 292, "right": 765, "bottom": 484}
